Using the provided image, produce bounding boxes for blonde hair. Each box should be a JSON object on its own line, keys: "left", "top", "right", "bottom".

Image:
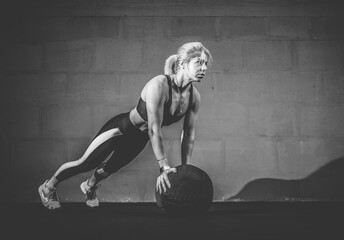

{"left": 164, "top": 42, "right": 213, "bottom": 75}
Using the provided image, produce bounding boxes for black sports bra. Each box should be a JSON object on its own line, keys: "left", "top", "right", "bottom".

{"left": 136, "top": 75, "right": 193, "bottom": 126}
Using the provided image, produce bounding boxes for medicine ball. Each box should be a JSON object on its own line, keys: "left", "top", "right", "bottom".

{"left": 155, "top": 164, "right": 213, "bottom": 214}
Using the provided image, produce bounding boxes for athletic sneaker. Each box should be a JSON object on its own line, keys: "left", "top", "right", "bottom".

{"left": 80, "top": 180, "right": 100, "bottom": 207}
{"left": 38, "top": 180, "right": 61, "bottom": 210}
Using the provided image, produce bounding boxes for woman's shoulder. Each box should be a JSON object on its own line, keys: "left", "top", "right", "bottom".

{"left": 151, "top": 74, "right": 168, "bottom": 83}
{"left": 146, "top": 74, "right": 169, "bottom": 88}
{"left": 142, "top": 74, "right": 170, "bottom": 98}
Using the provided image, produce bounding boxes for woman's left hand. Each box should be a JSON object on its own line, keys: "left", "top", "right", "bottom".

{"left": 156, "top": 167, "right": 177, "bottom": 194}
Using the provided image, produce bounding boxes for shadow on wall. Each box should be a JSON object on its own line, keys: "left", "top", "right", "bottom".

{"left": 226, "top": 157, "right": 344, "bottom": 201}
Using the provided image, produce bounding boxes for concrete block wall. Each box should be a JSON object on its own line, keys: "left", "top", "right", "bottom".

{"left": 3, "top": 0, "right": 344, "bottom": 202}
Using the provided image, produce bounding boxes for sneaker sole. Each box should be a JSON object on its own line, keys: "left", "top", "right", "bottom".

{"left": 86, "top": 200, "right": 99, "bottom": 207}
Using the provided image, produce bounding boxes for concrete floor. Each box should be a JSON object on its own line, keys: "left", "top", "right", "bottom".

{"left": 3, "top": 202, "right": 343, "bottom": 240}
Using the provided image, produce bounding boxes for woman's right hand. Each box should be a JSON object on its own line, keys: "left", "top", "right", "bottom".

{"left": 156, "top": 167, "right": 177, "bottom": 194}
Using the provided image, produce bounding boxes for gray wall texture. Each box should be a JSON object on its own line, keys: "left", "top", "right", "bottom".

{"left": 2, "top": 0, "right": 344, "bottom": 202}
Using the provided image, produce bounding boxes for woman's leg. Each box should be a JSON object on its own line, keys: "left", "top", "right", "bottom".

{"left": 79, "top": 115, "right": 149, "bottom": 207}
{"left": 38, "top": 113, "right": 127, "bottom": 209}
{"left": 50, "top": 128, "right": 122, "bottom": 186}
{"left": 88, "top": 132, "right": 150, "bottom": 187}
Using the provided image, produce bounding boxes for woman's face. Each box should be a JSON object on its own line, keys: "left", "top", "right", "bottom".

{"left": 184, "top": 51, "right": 209, "bottom": 82}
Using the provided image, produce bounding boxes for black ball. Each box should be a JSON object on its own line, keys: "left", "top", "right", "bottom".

{"left": 155, "top": 164, "right": 213, "bottom": 214}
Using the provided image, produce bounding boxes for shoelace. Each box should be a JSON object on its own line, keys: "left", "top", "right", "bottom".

{"left": 86, "top": 184, "right": 100, "bottom": 200}
{"left": 47, "top": 187, "right": 59, "bottom": 201}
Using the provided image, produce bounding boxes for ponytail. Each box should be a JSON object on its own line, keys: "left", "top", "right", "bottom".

{"left": 164, "top": 54, "right": 178, "bottom": 75}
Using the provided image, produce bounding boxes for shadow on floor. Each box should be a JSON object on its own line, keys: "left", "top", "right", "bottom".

{"left": 227, "top": 157, "right": 344, "bottom": 201}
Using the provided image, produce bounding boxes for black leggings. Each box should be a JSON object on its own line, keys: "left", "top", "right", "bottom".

{"left": 54, "top": 112, "right": 150, "bottom": 182}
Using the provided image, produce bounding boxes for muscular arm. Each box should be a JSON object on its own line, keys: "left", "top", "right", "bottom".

{"left": 145, "top": 77, "right": 170, "bottom": 169}
{"left": 181, "top": 87, "right": 200, "bottom": 165}
{"left": 146, "top": 77, "right": 177, "bottom": 194}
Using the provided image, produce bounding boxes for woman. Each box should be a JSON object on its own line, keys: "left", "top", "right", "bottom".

{"left": 38, "top": 42, "right": 213, "bottom": 210}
